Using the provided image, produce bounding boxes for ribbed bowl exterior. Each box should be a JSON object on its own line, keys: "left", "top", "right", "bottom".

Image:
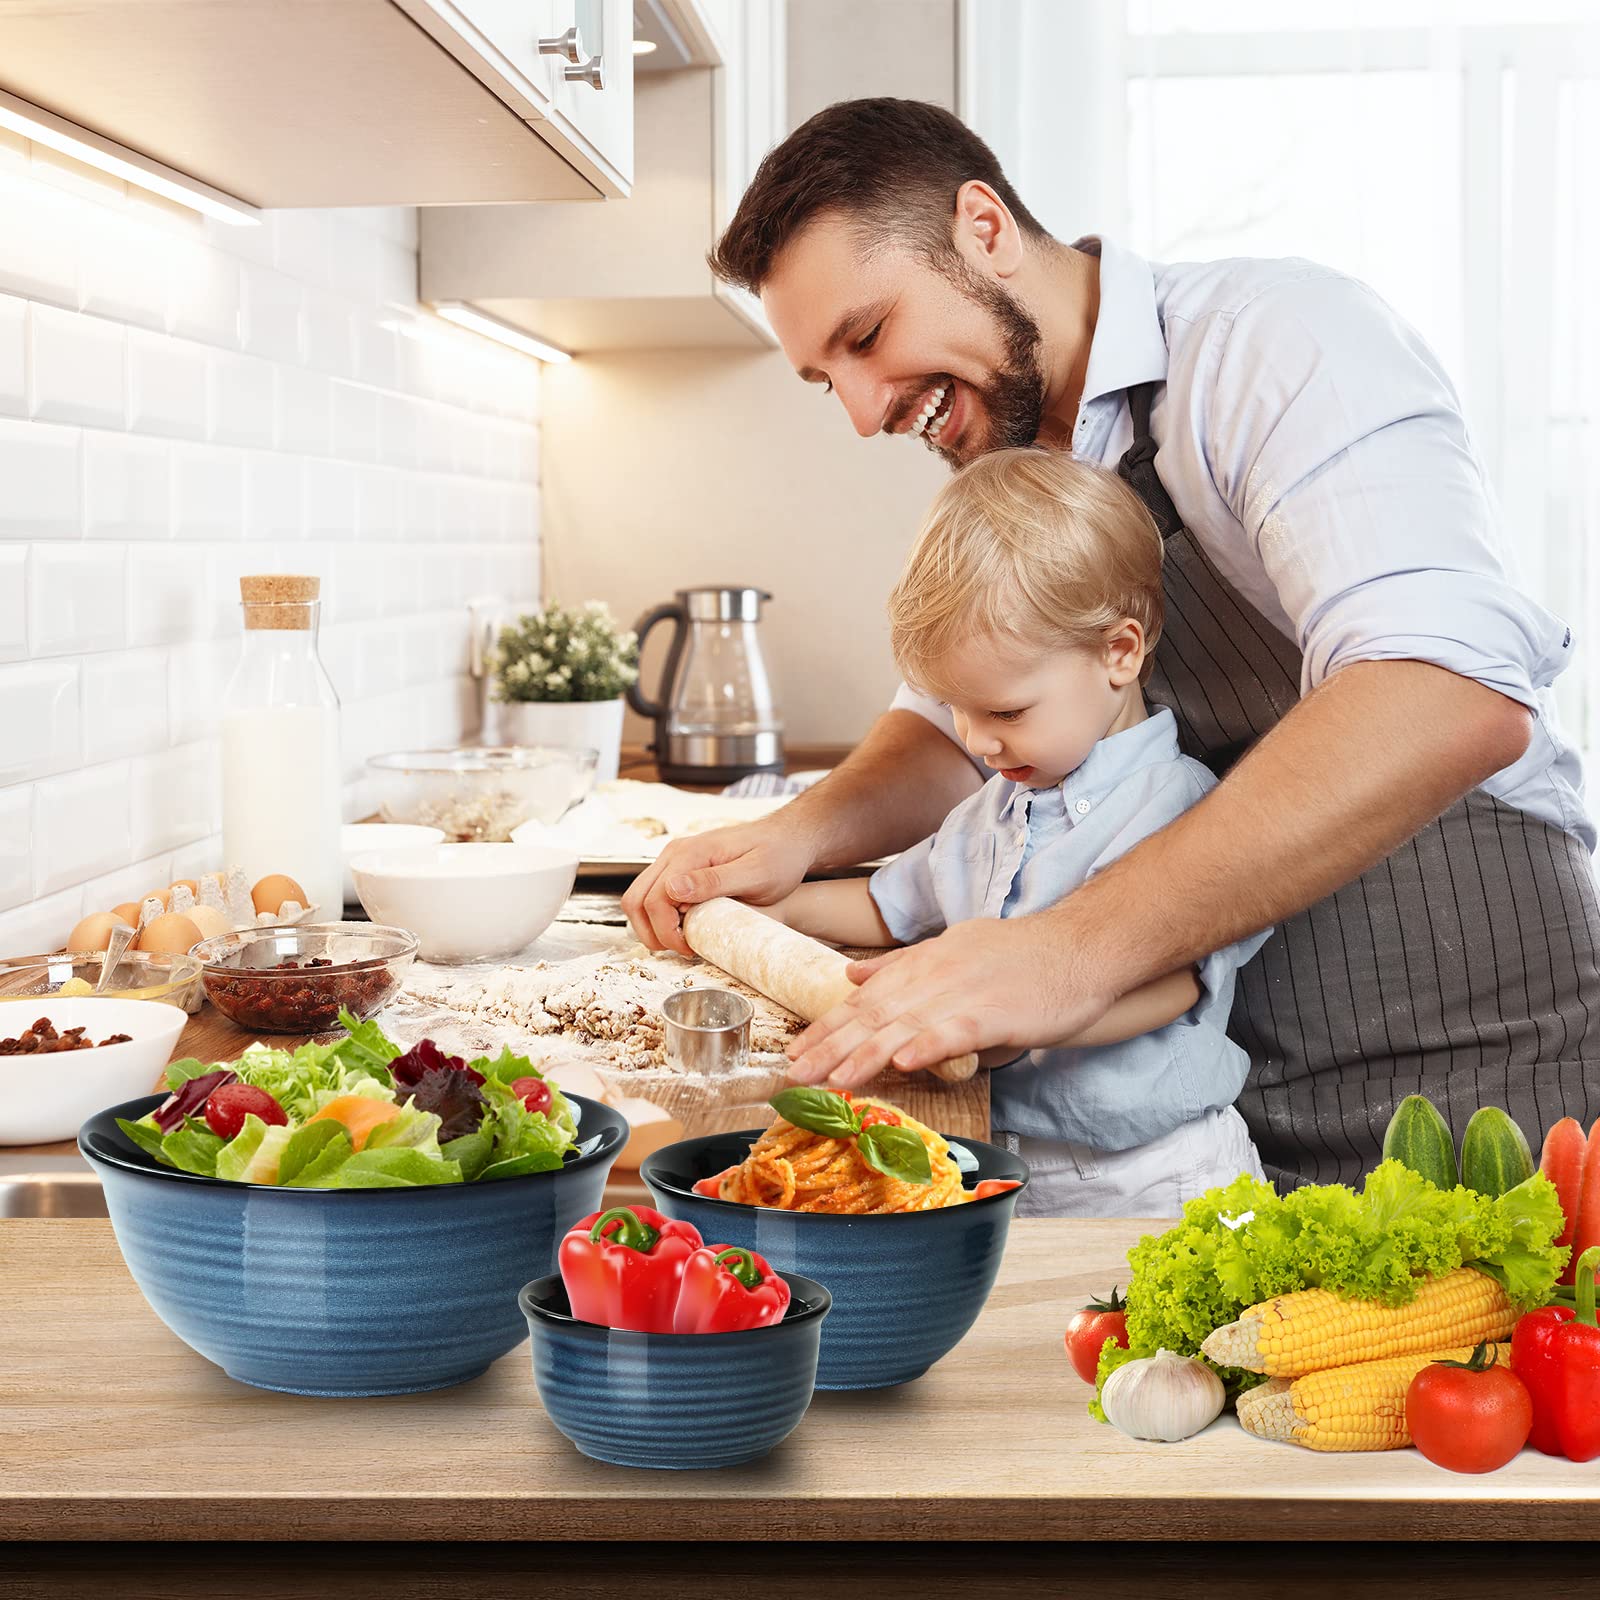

{"left": 521, "top": 1272, "right": 827, "bottom": 1469}
{"left": 644, "top": 1131, "right": 1028, "bottom": 1390}
{"left": 81, "top": 1093, "right": 625, "bottom": 1396}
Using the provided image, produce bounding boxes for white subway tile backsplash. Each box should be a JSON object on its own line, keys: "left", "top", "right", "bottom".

{"left": 2, "top": 159, "right": 539, "bottom": 936}
{"left": 27, "top": 543, "right": 128, "bottom": 657}
{"left": 33, "top": 761, "right": 132, "bottom": 897}
{"left": 210, "top": 351, "right": 277, "bottom": 447}
{"left": 128, "top": 329, "right": 208, "bottom": 439}
{"left": 0, "top": 293, "right": 24, "bottom": 416}
{"left": 0, "top": 418, "right": 80, "bottom": 538}
{"left": 0, "top": 547, "right": 26, "bottom": 662}
{"left": 82, "top": 647, "right": 171, "bottom": 764}
{"left": 0, "top": 659, "right": 81, "bottom": 785}
{"left": 129, "top": 741, "right": 217, "bottom": 859}
{"left": 0, "top": 788, "right": 33, "bottom": 913}
{"left": 84, "top": 431, "right": 170, "bottom": 540}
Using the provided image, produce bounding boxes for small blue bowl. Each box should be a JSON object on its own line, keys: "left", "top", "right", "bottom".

{"left": 520, "top": 1269, "right": 829, "bottom": 1469}
{"left": 642, "top": 1129, "right": 1027, "bottom": 1390}
{"left": 79, "top": 1092, "right": 628, "bottom": 1397}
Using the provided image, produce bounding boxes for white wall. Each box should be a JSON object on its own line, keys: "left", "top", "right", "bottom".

{"left": 0, "top": 131, "right": 542, "bottom": 954}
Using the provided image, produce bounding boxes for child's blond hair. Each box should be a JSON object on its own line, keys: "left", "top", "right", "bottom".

{"left": 888, "top": 448, "right": 1164, "bottom": 695}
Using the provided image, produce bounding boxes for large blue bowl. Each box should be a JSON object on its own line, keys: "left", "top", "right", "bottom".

{"left": 642, "top": 1129, "right": 1027, "bottom": 1390}
{"left": 520, "top": 1269, "right": 829, "bottom": 1469}
{"left": 79, "top": 1092, "right": 628, "bottom": 1396}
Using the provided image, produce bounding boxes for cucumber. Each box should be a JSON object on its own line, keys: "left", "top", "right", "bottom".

{"left": 1381, "top": 1094, "right": 1458, "bottom": 1190}
{"left": 1460, "top": 1106, "right": 1535, "bottom": 1198}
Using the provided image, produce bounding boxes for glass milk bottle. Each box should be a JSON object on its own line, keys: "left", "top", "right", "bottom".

{"left": 221, "top": 575, "right": 343, "bottom": 917}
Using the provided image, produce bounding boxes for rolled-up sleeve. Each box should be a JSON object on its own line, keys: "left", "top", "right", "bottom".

{"left": 1203, "top": 272, "right": 1574, "bottom": 712}
{"left": 868, "top": 837, "right": 944, "bottom": 945}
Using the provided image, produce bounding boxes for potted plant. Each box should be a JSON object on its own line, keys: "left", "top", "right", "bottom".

{"left": 490, "top": 600, "right": 639, "bottom": 782}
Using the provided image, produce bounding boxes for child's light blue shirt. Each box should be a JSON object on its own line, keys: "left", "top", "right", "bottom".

{"left": 867, "top": 707, "right": 1270, "bottom": 1152}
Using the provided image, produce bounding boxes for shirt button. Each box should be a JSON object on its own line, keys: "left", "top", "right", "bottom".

{"left": 1074, "top": 798, "right": 1092, "bottom": 816}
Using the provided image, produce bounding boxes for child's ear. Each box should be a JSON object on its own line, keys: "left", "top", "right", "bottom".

{"left": 1104, "top": 619, "right": 1146, "bottom": 687}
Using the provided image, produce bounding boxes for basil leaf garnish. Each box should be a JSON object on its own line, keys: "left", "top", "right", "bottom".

{"left": 857, "top": 1123, "right": 933, "bottom": 1186}
{"left": 769, "top": 1087, "right": 861, "bottom": 1140}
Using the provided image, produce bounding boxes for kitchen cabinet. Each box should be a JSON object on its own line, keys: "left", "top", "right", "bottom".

{"left": 417, "top": 0, "right": 785, "bottom": 350}
{"left": 0, "top": 0, "right": 632, "bottom": 207}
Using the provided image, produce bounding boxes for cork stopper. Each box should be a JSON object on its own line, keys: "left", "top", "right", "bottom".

{"left": 240, "top": 574, "right": 320, "bottom": 631}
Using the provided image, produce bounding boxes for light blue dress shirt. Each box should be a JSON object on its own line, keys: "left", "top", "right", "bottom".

{"left": 894, "top": 237, "right": 1593, "bottom": 849}
{"left": 868, "top": 707, "right": 1271, "bottom": 1152}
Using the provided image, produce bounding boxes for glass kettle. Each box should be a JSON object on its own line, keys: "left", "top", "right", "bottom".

{"left": 626, "top": 587, "right": 784, "bottom": 784}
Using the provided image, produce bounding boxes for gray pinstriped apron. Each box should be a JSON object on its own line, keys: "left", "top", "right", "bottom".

{"left": 1116, "top": 380, "right": 1600, "bottom": 1190}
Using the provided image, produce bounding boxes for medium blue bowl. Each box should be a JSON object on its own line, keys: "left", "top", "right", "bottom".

{"left": 79, "top": 1092, "right": 628, "bottom": 1396}
{"left": 520, "top": 1269, "right": 829, "bottom": 1469}
{"left": 642, "top": 1129, "right": 1028, "bottom": 1390}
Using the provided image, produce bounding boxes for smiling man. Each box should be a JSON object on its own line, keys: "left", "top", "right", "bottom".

{"left": 621, "top": 98, "right": 1600, "bottom": 1190}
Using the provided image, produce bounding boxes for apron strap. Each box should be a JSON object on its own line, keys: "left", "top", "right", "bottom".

{"left": 1116, "top": 381, "right": 1184, "bottom": 541}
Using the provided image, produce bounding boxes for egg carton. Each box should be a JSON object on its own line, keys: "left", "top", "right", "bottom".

{"left": 135, "top": 868, "right": 326, "bottom": 941}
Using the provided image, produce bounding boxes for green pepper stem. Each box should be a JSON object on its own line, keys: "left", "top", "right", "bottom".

{"left": 712, "top": 1246, "right": 762, "bottom": 1289}
{"left": 1576, "top": 1246, "right": 1600, "bottom": 1329}
{"left": 589, "top": 1206, "right": 661, "bottom": 1253}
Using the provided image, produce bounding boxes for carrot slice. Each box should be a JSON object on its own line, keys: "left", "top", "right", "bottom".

{"left": 1541, "top": 1117, "right": 1588, "bottom": 1284}
{"left": 306, "top": 1095, "right": 404, "bottom": 1152}
{"left": 1567, "top": 1118, "right": 1600, "bottom": 1287}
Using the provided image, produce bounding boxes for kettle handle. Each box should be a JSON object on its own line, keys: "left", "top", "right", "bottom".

{"left": 625, "top": 601, "right": 689, "bottom": 725}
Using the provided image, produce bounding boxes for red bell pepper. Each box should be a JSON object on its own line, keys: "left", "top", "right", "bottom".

{"left": 672, "top": 1244, "right": 791, "bottom": 1334}
{"left": 558, "top": 1205, "right": 703, "bottom": 1333}
{"left": 1511, "top": 1244, "right": 1600, "bottom": 1460}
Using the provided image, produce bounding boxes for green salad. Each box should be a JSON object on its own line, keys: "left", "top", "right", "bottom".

{"left": 116, "top": 1011, "right": 578, "bottom": 1189}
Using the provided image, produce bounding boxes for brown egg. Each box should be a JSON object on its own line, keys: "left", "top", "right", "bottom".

{"left": 111, "top": 902, "right": 141, "bottom": 926}
{"left": 66, "top": 912, "right": 127, "bottom": 952}
{"left": 140, "top": 888, "right": 172, "bottom": 913}
{"left": 169, "top": 879, "right": 199, "bottom": 898}
{"left": 251, "top": 873, "right": 308, "bottom": 916}
{"left": 185, "top": 904, "right": 232, "bottom": 943}
{"left": 136, "top": 912, "right": 204, "bottom": 955}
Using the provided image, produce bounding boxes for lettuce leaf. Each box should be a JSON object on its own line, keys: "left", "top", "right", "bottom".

{"left": 277, "top": 1120, "right": 347, "bottom": 1185}
{"left": 321, "top": 1147, "right": 462, "bottom": 1188}
{"left": 1091, "top": 1161, "right": 1569, "bottom": 1418}
{"left": 116, "top": 1114, "right": 225, "bottom": 1177}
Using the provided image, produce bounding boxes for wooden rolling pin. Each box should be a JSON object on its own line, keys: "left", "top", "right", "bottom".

{"left": 681, "top": 897, "right": 979, "bottom": 1083}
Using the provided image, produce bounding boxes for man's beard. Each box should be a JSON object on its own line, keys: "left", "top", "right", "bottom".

{"left": 933, "top": 257, "right": 1048, "bottom": 467}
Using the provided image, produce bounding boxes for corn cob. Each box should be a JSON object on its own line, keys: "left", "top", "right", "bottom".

{"left": 1199, "top": 1267, "right": 1516, "bottom": 1376}
{"left": 1235, "top": 1343, "right": 1509, "bottom": 1451}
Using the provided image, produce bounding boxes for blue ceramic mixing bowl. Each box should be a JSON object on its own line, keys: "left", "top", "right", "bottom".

{"left": 520, "top": 1269, "right": 829, "bottom": 1469}
{"left": 642, "top": 1129, "right": 1028, "bottom": 1390}
{"left": 79, "top": 1091, "right": 628, "bottom": 1396}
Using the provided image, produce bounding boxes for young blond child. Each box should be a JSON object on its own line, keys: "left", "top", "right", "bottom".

{"left": 764, "top": 449, "right": 1270, "bottom": 1217}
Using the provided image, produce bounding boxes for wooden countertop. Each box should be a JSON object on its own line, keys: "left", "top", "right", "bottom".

{"left": 3, "top": 1217, "right": 1596, "bottom": 1544}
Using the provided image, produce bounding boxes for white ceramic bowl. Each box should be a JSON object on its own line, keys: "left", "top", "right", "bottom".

{"left": 349, "top": 842, "right": 579, "bottom": 963}
{"left": 341, "top": 823, "right": 446, "bottom": 906}
{"left": 0, "top": 997, "right": 188, "bottom": 1145}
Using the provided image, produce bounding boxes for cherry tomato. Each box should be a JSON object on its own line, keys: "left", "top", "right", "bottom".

{"left": 509, "top": 1075, "right": 552, "bottom": 1114}
{"left": 203, "top": 1083, "right": 288, "bottom": 1141}
{"left": 972, "top": 1179, "right": 1022, "bottom": 1201}
{"left": 1063, "top": 1288, "right": 1129, "bottom": 1383}
{"left": 858, "top": 1107, "right": 901, "bottom": 1129}
{"left": 1406, "top": 1343, "right": 1532, "bottom": 1474}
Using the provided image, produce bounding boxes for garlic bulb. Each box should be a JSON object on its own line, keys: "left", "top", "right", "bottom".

{"left": 1100, "top": 1349, "right": 1225, "bottom": 1442}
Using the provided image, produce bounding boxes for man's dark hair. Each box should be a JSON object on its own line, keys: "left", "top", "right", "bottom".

{"left": 709, "top": 98, "right": 1049, "bottom": 294}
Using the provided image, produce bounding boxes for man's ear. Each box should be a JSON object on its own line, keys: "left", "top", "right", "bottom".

{"left": 953, "top": 181, "right": 1025, "bottom": 278}
{"left": 1104, "top": 620, "right": 1146, "bottom": 687}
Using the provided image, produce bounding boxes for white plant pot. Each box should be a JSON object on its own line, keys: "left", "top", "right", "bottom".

{"left": 498, "top": 697, "right": 625, "bottom": 782}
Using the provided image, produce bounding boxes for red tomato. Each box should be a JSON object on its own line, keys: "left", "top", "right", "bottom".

{"left": 203, "top": 1084, "right": 288, "bottom": 1141}
{"left": 972, "top": 1179, "right": 1021, "bottom": 1201}
{"left": 1407, "top": 1346, "right": 1533, "bottom": 1474}
{"left": 1063, "top": 1290, "right": 1129, "bottom": 1383}
{"left": 858, "top": 1107, "right": 901, "bottom": 1129}
{"left": 509, "top": 1075, "right": 552, "bottom": 1114}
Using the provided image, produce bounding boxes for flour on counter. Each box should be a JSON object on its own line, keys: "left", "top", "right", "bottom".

{"left": 410, "top": 944, "right": 806, "bottom": 1072}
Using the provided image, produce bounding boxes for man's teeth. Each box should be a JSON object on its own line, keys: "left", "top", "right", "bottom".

{"left": 909, "top": 382, "right": 950, "bottom": 438}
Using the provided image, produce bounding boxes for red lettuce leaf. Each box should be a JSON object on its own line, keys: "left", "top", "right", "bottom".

{"left": 401, "top": 1065, "right": 486, "bottom": 1142}
{"left": 151, "top": 1068, "right": 237, "bottom": 1132}
{"left": 390, "top": 1037, "right": 484, "bottom": 1090}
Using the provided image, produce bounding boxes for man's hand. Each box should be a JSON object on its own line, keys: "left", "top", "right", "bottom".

{"left": 784, "top": 917, "right": 1115, "bottom": 1089}
{"left": 621, "top": 819, "right": 817, "bottom": 956}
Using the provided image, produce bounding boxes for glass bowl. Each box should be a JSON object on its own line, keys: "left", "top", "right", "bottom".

{"left": 0, "top": 950, "right": 204, "bottom": 1013}
{"left": 367, "top": 746, "right": 597, "bottom": 843}
{"left": 192, "top": 922, "right": 417, "bottom": 1034}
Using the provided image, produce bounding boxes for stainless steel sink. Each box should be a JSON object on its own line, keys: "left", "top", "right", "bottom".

{"left": 0, "top": 1172, "right": 109, "bottom": 1217}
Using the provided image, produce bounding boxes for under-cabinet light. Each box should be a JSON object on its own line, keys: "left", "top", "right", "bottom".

{"left": 0, "top": 87, "right": 261, "bottom": 226}
{"left": 430, "top": 301, "right": 573, "bottom": 364}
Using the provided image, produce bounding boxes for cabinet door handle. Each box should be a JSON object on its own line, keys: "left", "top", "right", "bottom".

{"left": 563, "top": 53, "right": 607, "bottom": 90}
{"left": 537, "top": 25, "right": 586, "bottom": 63}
